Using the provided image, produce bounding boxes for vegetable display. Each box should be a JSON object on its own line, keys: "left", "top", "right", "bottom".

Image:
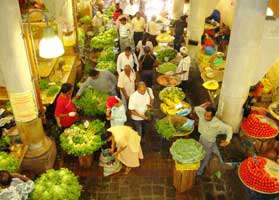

{"left": 90, "top": 28, "right": 117, "bottom": 50}
{"left": 157, "top": 62, "right": 177, "bottom": 74}
{"left": 103, "top": 5, "right": 114, "bottom": 19}
{"left": 60, "top": 120, "right": 104, "bottom": 156}
{"left": 239, "top": 156, "right": 279, "bottom": 193}
{"left": 46, "top": 85, "right": 60, "bottom": 97}
{"left": 157, "top": 75, "right": 181, "bottom": 87}
{"left": 30, "top": 168, "right": 82, "bottom": 200}
{"left": 39, "top": 79, "right": 50, "bottom": 90}
{"left": 96, "top": 61, "right": 116, "bottom": 73}
{"left": 170, "top": 139, "right": 205, "bottom": 164}
{"left": 159, "top": 87, "right": 185, "bottom": 101}
{"left": 156, "top": 32, "right": 174, "bottom": 43}
{"left": 156, "top": 48, "right": 176, "bottom": 63}
{"left": 77, "top": 28, "right": 85, "bottom": 47}
{"left": 73, "top": 87, "right": 108, "bottom": 116}
{"left": 97, "top": 47, "right": 115, "bottom": 62}
{"left": 155, "top": 118, "right": 176, "bottom": 139}
{"left": 0, "top": 152, "right": 20, "bottom": 173}
{"left": 241, "top": 114, "right": 278, "bottom": 138}
{"left": 79, "top": 15, "right": 91, "bottom": 24}
{"left": 0, "top": 136, "right": 11, "bottom": 148}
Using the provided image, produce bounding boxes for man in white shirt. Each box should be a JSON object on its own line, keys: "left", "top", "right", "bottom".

{"left": 118, "top": 17, "right": 134, "bottom": 52}
{"left": 194, "top": 102, "right": 232, "bottom": 176}
{"left": 117, "top": 46, "right": 139, "bottom": 74}
{"left": 174, "top": 47, "right": 191, "bottom": 91}
{"left": 131, "top": 12, "right": 146, "bottom": 48}
{"left": 117, "top": 64, "right": 136, "bottom": 108}
{"left": 124, "top": 0, "right": 138, "bottom": 17}
{"left": 129, "top": 82, "right": 154, "bottom": 136}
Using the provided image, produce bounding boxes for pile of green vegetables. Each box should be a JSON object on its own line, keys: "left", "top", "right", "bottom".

{"left": 96, "top": 61, "right": 116, "bottom": 73}
{"left": 90, "top": 28, "right": 117, "bottom": 50}
{"left": 155, "top": 118, "right": 176, "bottom": 140}
{"left": 97, "top": 47, "right": 115, "bottom": 62}
{"left": 73, "top": 87, "right": 108, "bottom": 116}
{"left": 157, "top": 62, "right": 177, "bottom": 74}
{"left": 0, "top": 136, "right": 11, "bottom": 148}
{"left": 77, "top": 28, "right": 85, "bottom": 47}
{"left": 157, "top": 48, "right": 177, "bottom": 63}
{"left": 170, "top": 139, "right": 206, "bottom": 164}
{"left": 29, "top": 168, "right": 82, "bottom": 200}
{"left": 159, "top": 87, "right": 185, "bottom": 101}
{"left": 0, "top": 152, "right": 20, "bottom": 173}
{"left": 39, "top": 79, "right": 61, "bottom": 97}
{"left": 60, "top": 120, "right": 104, "bottom": 156}
{"left": 103, "top": 5, "right": 114, "bottom": 19}
{"left": 79, "top": 15, "right": 91, "bottom": 24}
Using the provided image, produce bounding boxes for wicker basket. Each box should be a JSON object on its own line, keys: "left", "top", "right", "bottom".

{"left": 165, "top": 115, "right": 194, "bottom": 137}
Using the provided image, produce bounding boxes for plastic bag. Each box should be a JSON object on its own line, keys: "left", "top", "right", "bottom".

{"left": 178, "top": 119, "right": 195, "bottom": 131}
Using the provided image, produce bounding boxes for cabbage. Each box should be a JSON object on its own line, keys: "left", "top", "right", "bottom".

{"left": 170, "top": 139, "right": 206, "bottom": 164}
{"left": 30, "top": 168, "right": 82, "bottom": 200}
{"left": 60, "top": 120, "right": 105, "bottom": 156}
{"left": 90, "top": 28, "right": 117, "bottom": 50}
{"left": 0, "top": 152, "right": 20, "bottom": 173}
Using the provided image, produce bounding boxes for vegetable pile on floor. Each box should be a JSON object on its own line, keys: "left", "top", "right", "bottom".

{"left": 73, "top": 87, "right": 108, "bottom": 116}
{"left": 96, "top": 61, "right": 116, "bottom": 73}
{"left": 239, "top": 156, "right": 279, "bottom": 193}
{"left": 241, "top": 114, "right": 278, "bottom": 138}
{"left": 170, "top": 139, "right": 205, "bottom": 164}
{"left": 97, "top": 47, "right": 115, "bottom": 62}
{"left": 90, "top": 28, "right": 117, "bottom": 50}
{"left": 0, "top": 152, "right": 20, "bottom": 173}
{"left": 156, "top": 48, "right": 177, "bottom": 63}
{"left": 29, "top": 168, "right": 82, "bottom": 200}
{"left": 60, "top": 120, "right": 104, "bottom": 156}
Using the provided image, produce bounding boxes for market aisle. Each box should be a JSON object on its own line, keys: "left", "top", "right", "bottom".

{"left": 53, "top": 61, "right": 249, "bottom": 200}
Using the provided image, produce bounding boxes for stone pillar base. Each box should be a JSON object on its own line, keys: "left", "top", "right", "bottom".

{"left": 21, "top": 138, "right": 57, "bottom": 175}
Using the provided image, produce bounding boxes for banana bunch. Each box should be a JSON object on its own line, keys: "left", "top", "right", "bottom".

{"left": 160, "top": 97, "right": 191, "bottom": 115}
{"left": 156, "top": 32, "right": 174, "bottom": 43}
{"left": 261, "top": 78, "right": 272, "bottom": 94}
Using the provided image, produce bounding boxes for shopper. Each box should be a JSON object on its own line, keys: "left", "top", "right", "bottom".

{"left": 146, "top": 15, "right": 160, "bottom": 46}
{"left": 101, "top": 125, "right": 143, "bottom": 174}
{"left": 113, "top": 3, "right": 122, "bottom": 22}
{"left": 117, "top": 17, "right": 134, "bottom": 52}
{"left": 124, "top": 0, "right": 138, "bottom": 18}
{"left": 76, "top": 69, "right": 117, "bottom": 98}
{"left": 139, "top": 46, "right": 157, "bottom": 87}
{"left": 194, "top": 102, "right": 232, "bottom": 176}
{"left": 117, "top": 64, "right": 136, "bottom": 108}
{"left": 55, "top": 83, "right": 78, "bottom": 128}
{"left": 173, "top": 47, "right": 191, "bottom": 91}
{"left": 106, "top": 96, "right": 127, "bottom": 127}
{"left": 117, "top": 46, "right": 139, "bottom": 74}
{"left": 131, "top": 12, "right": 146, "bottom": 48}
{"left": 0, "top": 170, "right": 34, "bottom": 200}
{"left": 92, "top": 11, "right": 105, "bottom": 35}
{"left": 136, "top": 33, "right": 153, "bottom": 59}
{"left": 173, "top": 15, "right": 187, "bottom": 52}
{"left": 129, "top": 82, "right": 154, "bottom": 136}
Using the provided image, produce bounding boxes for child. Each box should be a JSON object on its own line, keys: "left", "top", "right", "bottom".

{"left": 106, "top": 96, "right": 127, "bottom": 127}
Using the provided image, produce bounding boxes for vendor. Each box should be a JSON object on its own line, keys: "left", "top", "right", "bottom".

{"left": 76, "top": 69, "right": 117, "bottom": 98}
{"left": 106, "top": 96, "right": 127, "bottom": 127}
{"left": 101, "top": 125, "right": 143, "bottom": 174}
{"left": 55, "top": 83, "right": 78, "bottom": 128}
{"left": 173, "top": 15, "right": 187, "bottom": 52}
{"left": 194, "top": 102, "right": 233, "bottom": 176}
{"left": 0, "top": 170, "right": 34, "bottom": 200}
{"left": 243, "top": 82, "right": 264, "bottom": 118}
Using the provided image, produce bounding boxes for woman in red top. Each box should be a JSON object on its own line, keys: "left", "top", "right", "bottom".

{"left": 113, "top": 3, "right": 122, "bottom": 21}
{"left": 55, "top": 83, "right": 78, "bottom": 128}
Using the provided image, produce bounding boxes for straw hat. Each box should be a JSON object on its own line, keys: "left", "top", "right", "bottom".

{"left": 180, "top": 47, "right": 188, "bottom": 56}
{"left": 203, "top": 80, "right": 219, "bottom": 90}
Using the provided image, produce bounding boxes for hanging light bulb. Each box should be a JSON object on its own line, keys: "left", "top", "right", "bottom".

{"left": 39, "top": 26, "right": 64, "bottom": 59}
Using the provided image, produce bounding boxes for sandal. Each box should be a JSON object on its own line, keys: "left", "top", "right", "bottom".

{"left": 124, "top": 167, "right": 131, "bottom": 174}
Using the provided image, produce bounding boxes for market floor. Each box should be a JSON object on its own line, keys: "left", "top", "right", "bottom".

{"left": 52, "top": 62, "right": 249, "bottom": 200}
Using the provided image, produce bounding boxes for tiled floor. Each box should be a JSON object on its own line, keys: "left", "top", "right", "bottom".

{"left": 49, "top": 62, "right": 250, "bottom": 200}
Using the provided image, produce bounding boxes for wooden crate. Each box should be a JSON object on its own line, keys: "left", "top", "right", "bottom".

{"left": 173, "top": 167, "right": 197, "bottom": 193}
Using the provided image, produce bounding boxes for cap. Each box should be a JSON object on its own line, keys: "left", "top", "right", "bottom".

{"left": 106, "top": 96, "right": 120, "bottom": 109}
{"left": 180, "top": 47, "right": 188, "bottom": 55}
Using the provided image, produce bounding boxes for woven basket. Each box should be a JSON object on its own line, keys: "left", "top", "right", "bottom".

{"left": 165, "top": 115, "right": 194, "bottom": 137}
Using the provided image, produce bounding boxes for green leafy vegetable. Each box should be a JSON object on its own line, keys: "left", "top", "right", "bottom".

{"left": 79, "top": 15, "right": 91, "bottom": 24}
{"left": 90, "top": 28, "right": 117, "bottom": 50}
{"left": 96, "top": 61, "right": 116, "bottom": 73}
{"left": 73, "top": 87, "right": 108, "bottom": 116}
{"left": 77, "top": 28, "right": 85, "bottom": 47}
{"left": 155, "top": 118, "right": 176, "bottom": 140}
{"left": 0, "top": 152, "right": 20, "bottom": 173}
{"left": 103, "top": 5, "right": 114, "bottom": 19}
{"left": 46, "top": 85, "right": 60, "bottom": 97}
{"left": 157, "top": 48, "right": 177, "bottom": 63}
{"left": 170, "top": 139, "right": 206, "bottom": 164}
{"left": 39, "top": 79, "right": 49, "bottom": 90}
{"left": 157, "top": 62, "right": 177, "bottom": 74}
{"left": 0, "top": 136, "right": 11, "bottom": 148}
{"left": 60, "top": 120, "right": 105, "bottom": 156}
{"left": 97, "top": 47, "right": 115, "bottom": 62}
{"left": 30, "top": 168, "right": 82, "bottom": 200}
{"left": 159, "top": 87, "right": 185, "bottom": 101}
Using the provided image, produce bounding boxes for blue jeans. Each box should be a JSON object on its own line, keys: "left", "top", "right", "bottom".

{"left": 132, "top": 120, "right": 149, "bottom": 136}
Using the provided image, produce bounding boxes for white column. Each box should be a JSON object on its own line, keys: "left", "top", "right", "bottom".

{"left": 172, "top": 0, "right": 184, "bottom": 19}
{"left": 217, "top": 0, "right": 269, "bottom": 132}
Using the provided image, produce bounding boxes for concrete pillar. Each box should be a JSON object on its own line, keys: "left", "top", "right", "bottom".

{"left": 0, "top": 0, "right": 56, "bottom": 174}
{"left": 217, "top": 0, "right": 269, "bottom": 132}
{"left": 186, "top": 0, "right": 220, "bottom": 57}
{"left": 172, "top": 0, "right": 184, "bottom": 19}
